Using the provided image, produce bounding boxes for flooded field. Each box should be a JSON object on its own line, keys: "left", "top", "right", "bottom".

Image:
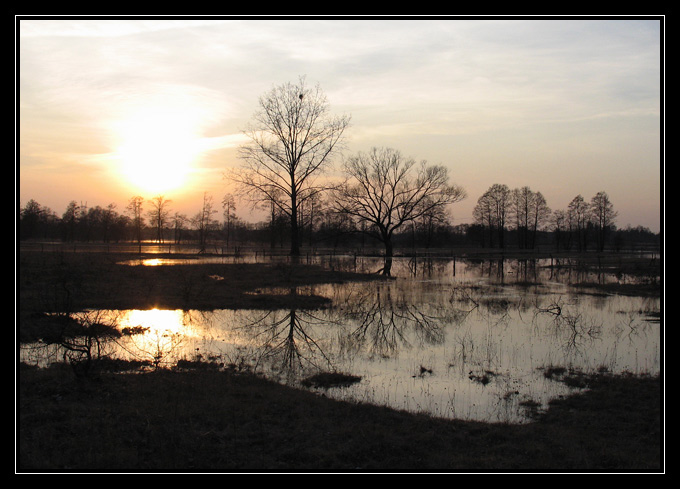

{"left": 19, "top": 253, "right": 661, "bottom": 424}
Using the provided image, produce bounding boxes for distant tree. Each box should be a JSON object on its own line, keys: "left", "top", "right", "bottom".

{"left": 511, "top": 187, "right": 551, "bottom": 249}
{"left": 83, "top": 205, "right": 105, "bottom": 242}
{"left": 528, "top": 191, "right": 551, "bottom": 248}
{"left": 567, "top": 195, "right": 590, "bottom": 252}
{"left": 318, "top": 196, "right": 357, "bottom": 250}
{"left": 75, "top": 202, "right": 91, "bottom": 241}
{"left": 590, "top": 191, "right": 618, "bottom": 252}
{"left": 472, "top": 192, "right": 495, "bottom": 248}
{"left": 511, "top": 187, "right": 529, "bottom": 249}
{"left": 414, "top": 198, "right": 451, "bottom": 249}
{"left": 20, "top": 199, "right": 57, "bottom": 240}
{"left": 100, "top": 203, "right": 119, "bottom": 243}
{"left": 333, "top": 147, "right": 466, "bottom": 274}
{"left": 550, "top": 209, "right": 569, "bottom": 251}
{"left": 126, "top": 196, "right": 145, "bottom": 249}
{"left": 147, "top": 195, "right": 172, "bottom": 244}
{"left": 222, "top": 193, "right": 237, "bottom": 247}
{"left": 474, "top": 184, "right": 511, "bottom": 248}
{"left": 230, "top": 76, "right": 351, "bottom": 257}
{"left": 61, "top": 201, "right": 80, "bottom": 242}
{"left": 298, "top": 190, "right": 323, "bottom": 247}
{"left": 111, "top": 212, "right": 131, "bottom": 242}
{"left": 171, "top": 212, "right": 189, "bottom": 245}
{"left": 192, "top": 192, "right": 219, "bottom": 253}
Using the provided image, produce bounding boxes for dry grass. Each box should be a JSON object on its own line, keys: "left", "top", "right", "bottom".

{"left": 18, "top": 250, "right": 389, "bottom": 314}
{"left": 17, "top": 363, "right": 661, "bottom": 472}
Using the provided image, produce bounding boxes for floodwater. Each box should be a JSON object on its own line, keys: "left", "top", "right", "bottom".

{"left": 20, "top": 255, "right": 661, "bottom": 424}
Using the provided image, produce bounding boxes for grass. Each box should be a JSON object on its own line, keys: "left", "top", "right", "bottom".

{"left": 17, "top": 363, "right": 661, "bottom": 472}
{"left": 18, "top": 250, "right": 390, "bottom": 315}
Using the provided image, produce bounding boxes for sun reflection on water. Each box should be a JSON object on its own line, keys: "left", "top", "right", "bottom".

{"left": 120, "top": 308, "right": 186, "bottom": 334}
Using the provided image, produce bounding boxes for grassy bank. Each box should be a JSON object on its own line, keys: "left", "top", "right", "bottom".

{"left": 18, "top": 250, "right": 389, "bottom": 314}
{"left": 17, "top": 363, "right": 661, "bottom": 472}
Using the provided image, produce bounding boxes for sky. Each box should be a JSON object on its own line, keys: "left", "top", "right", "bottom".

{"left": 18, "top": 16, "right": 663, "bottom": 232}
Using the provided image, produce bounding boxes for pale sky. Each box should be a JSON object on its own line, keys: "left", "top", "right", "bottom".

{"left": 18, "top": 16, "right": 663, "bottom": 232}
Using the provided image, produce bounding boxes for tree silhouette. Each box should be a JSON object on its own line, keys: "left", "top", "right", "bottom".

{"left": 333, "top": 147, "right": 466, "bottom": 274}
{"left": 230, "top": 76, "right": 350, "bottom": 257}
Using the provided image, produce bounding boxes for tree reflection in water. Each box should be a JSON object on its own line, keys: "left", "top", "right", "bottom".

{"left": 342, "top": 282, "right": 449, "bottom": 359}
{"left": 243, "top": 308, "right": 335, "bottom": 382}
{"left": 234, "top": 282, "right": 470, "bottom": 383}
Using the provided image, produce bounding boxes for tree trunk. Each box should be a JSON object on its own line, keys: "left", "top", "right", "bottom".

{"left": 381, "top": 235, "right": 394, "bottom": 276}
{"left": 290, "top": 201, "right": 300, "bottom": 257}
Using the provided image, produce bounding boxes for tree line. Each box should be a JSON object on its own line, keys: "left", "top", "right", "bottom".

{"left": 472, "top": 184, "right": 625, "bottom": 253}
{"left": 18, "top": 185, "right": 658, "bottom": 255}
{"left": 19, "top": 76, "right": 659, "bottom": 256}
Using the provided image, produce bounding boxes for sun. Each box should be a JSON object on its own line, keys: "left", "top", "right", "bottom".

{"left": 112, "top": 109, "right": 205, "bottom": 195}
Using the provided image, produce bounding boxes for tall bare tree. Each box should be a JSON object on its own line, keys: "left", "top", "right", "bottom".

{"left": 511, "top": 186, "right": 551, "bottom": 249}
{"left": 590, "top": 191, "right": 617, "bottom": 252}
{"left": 126, "top": 196, "right": 145, "bottom": 250}
{"left": 568, "top": 194, "right": 590, "bottom": 252}
{"left": 474, "top": 184, "right": 511, "bottom": 249}
{"left": 147, "top": 195, "right": 172, "bottom": 244}
{"left": 192, "top": 192, "right": 218, "bottom": 253}
{"left": 172, "top": 212, "right": 189, "bottom": 245}
{"left": 333, "top": 147, "right": 466, "bottom": 274}
{"left": 529, "top": 191, "right": 550, "bottom": 249}
{"left": 230, "top": 76, "right": 351, "bottom": 256}
{"left": 222, "top": 193, "right": 237, "bottom": 247}
{"left": 550, "top": 209, "right": 569, "bottom": 251}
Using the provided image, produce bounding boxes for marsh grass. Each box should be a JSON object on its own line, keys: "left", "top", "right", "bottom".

{"left": 18, "top": 250, "right": 390, "bottom": 314}
{"left": 17, "top": 362, "right": 661, "bottom": 472}
{"left": 301, "top": 371, "right": 362, "bottom": 388}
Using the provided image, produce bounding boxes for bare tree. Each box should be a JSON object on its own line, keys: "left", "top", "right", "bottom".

{"left": 474, "top": 184, "right": 511, "bottom": 249}
{"left": 511, "top": 186, "right": 532, "bottom": 249}
{"left": 568, "top": 194, "right": 590, "bottom": 252}
{"left": 529, "top": 191, "right": 551, "bottom": 248}
{"left": 126, "top": 196, "right": 145, "bottom": 250}
{"left": 229, "top": 76, "right": 351, "bottom": 257}
{"left": 511, "top": 186, "right": 551, "bottom": 249}
{"left": 171, "top": 212, "right": 189, "bottom": 245}
{"left": 147, "top": 195, "right": 172, "bottom": 244}
{"left": 550, "top": 209, "right": 569, "bottom": 251}
{"left": 191, "top": 192, "right": 219, "bottom": 253}
{"left": 590, "top": 191, "right": 618, "bottom": 252}
{"left": 333, "top": 147, "right": 466, "bottom": 273}
{"left": 222, "top": 193, "right": 237, "bottom": 247}
{"left": 472, "top": 192, "right": 495, "bottom": 248}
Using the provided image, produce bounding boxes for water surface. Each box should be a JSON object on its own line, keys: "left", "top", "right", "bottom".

{"left": 21, "top": 255, "right": 660, "bottom": 423}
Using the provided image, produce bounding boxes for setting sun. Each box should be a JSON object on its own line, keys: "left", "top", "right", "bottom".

{"left": 112, "top": 108, "right": 205, "bottom": 195}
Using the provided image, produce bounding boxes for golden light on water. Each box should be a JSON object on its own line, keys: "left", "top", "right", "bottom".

{"left": 117, "top": 308, "right": 194, "bottom": 366}
{"left": 120, "top": 308, "right": 186, "bottom": 335}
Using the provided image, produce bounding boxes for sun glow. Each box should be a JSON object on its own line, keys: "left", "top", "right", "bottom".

{"left": 112, "top": 108, "right": 206, "bottom": 195}
{"left": 121, "top": 308, "right": 187, "bottom": 335}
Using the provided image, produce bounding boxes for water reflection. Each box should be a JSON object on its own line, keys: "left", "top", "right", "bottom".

{"left": 242, "top": 307, "right": 336, "bottom": 382}
{"left": 117, "top": 309, "right": 189, "bottom": 368}
{"left": 20, "top": 256, "right": 660, "bottom": 424}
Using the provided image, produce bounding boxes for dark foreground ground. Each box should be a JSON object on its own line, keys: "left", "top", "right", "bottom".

{"left": 17, "top": 249, "right": 663, "bottom": 473}
{"left": 18, "top": 363, "right": 661, "bottom": 473}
